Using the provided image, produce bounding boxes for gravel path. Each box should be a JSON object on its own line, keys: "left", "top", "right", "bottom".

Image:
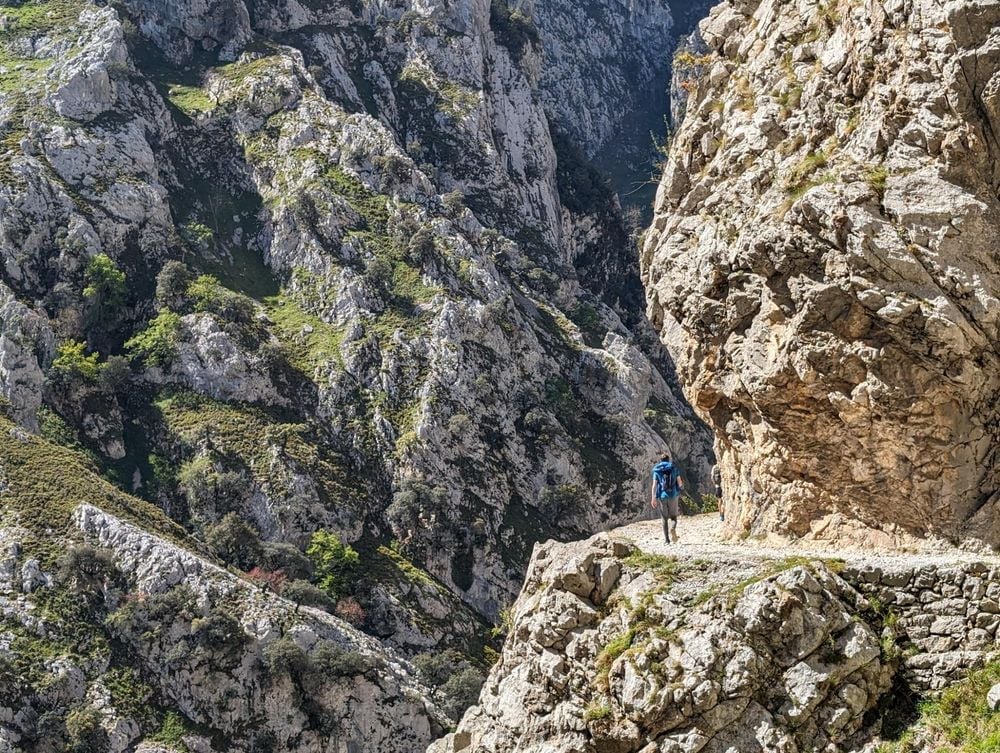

{"left": 613, "top": 512, "right": 1000, "bottom": 571}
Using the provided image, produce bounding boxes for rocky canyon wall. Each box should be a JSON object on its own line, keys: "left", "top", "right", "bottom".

{"left": 0, "top": 0, "right": 712, "bottom": 631}
{"left": 642, "top": 0, "right": 1000, "bottom": 546}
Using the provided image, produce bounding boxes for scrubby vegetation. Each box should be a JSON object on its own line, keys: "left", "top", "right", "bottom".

{"left": 125, "top": 311, "right": 184, "bottom": 367}
{"left": 307, "top": 530, "right": 361, "bottom": 601}
{"left": 784, "top": 149, "right": 830, "bottom": 194}
{"left": 0, "top": 413, "right": 187, "bottom": 564}
{"left": 878, "top": 661, "right": 1000, "bottom": 753}
{"left": 624, "top": 551, "right": 679, "bottom": 585}
{"left": 489, "top": 0, "right": 540, "bottom": 60}
{"left": 50, "top": 340, "right": 103, "bottom": 383}
{"left": 413, "top": 649, "right": 486, "bottom": 718}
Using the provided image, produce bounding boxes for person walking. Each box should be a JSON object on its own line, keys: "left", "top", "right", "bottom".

{"left": 651, "top": 452, "right": 684, "bottom": 544}
{"left": 713, "top": 465, "right": 725, "bottom": 522}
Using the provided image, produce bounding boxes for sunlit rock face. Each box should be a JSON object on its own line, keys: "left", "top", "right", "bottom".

{"left": 643, "top": 0, "right": 1000, "bottom": 548}
{"left": 0, "top": 0, "right": 711, "bottom": 633}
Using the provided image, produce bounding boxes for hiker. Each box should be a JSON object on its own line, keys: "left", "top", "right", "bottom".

{"left": 713, "top": 465, "right": 725, "bottom": 522}
{"left": 651, "top": 452, "right": 684, "bottom": 544}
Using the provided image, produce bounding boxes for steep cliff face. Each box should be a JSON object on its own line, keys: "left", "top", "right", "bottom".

{"left": 0, "top": 416, "right": 444, "bottom": 753}
{"left": 0, "top": 0, "right": 712, "bottom": 643}
{"left": 526, "top": 0, "right": 674, "bottom": 156}
{"left": 431, "top": 533, "right": 1000, "bottom": 753}
{"left": 643, "top": 0, "right": 1000, "bottom": 546}
{"left": 432, "top": 539, "right": 889, "bottom": 753}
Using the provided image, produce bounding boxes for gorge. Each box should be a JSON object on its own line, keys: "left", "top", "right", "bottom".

{"left": 0, "top": 0, "right": 999, "bottom": 751}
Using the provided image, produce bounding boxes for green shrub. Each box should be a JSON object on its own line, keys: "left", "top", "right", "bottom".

{"left": 177, "top": 455, "right": 245, "bottom": 523}
{"left": 147, "top": 452, "right": 177, "bottom": 492}
{"left": 584, "top": 703, "right": 613, "bottom": 721}
{"left": 406, "top": 225, "right": 437, "bottom": 264}
{"left": 102, "top": 666, "right": 152, "bottom": 718}
{"left": 107, "top": 585, "right": 196, "bottom": 632}
{"left": 414, "top": 649, "right": 465, "bottom": 686}
{"left": 413, "top": 650, "right": 484, "bottom": 719}
{"left": 261, "top": 542, "right": 313, "bottom": 581}
{"left": 149, "top": 711, "right": 190, "bottom": 748}
{"left": 282, "top": 579, "right": 335, "bottom": 611}
{"left": 624, "top": 551, "right": 679, "bottom": 584}
{"left": 440, "top": 667, "right": 484, "bottom": 718}
{"left": 864, "top": 165, "right": 889, "bottom": 196}
{"left": 180, "top": 221, "right": 214, "bottom": 249}
{"left": 568, "top": 303, "right": 603, "bottom": 345}
{"left": 306, "top": 530, "right": 359, "bottom": 600}
{"left": 188, "top": 274, "right": 256, "bottom": 324}
{"left": 311, "top": 641, "right": 373, "bottom": 676}
{"left": 784, "top": 150, "right": 830, "bottom": 195}
{"left": 442, "top": 191, "right": 465, "bottom": 214}
{"left": 538, "top": 483, "right": 583, "bottom": 523}
{"left": 205, "top": 513, "right": 263, "bottom": 571}
{"left": 65, "top": 706, "right": 103, "bottom": 751}
{"left": 125, "top": 311, "right": 184, "bottom": 368}
{"left": 50, "top": 340, "right": 102, "bottom": 383}
{"left": 386, "top": 481, "right": 447, "bottom": 541}
{"left": 83, "top": 253, "right": 126, "bottom": 325}
{"left": 98, "top": 355, "right": 132, "bottom": 391}
{"left": 483, "top": 645, "right": 500, "bottom": 666}
{"left": 57, "top": 544, "right": 117, "bottom": 598}
{"left": 264, "top": 637, "right": 310, "bottom": 676}
{"left": 673, "top": 51, "right": 714, "bottom": 70}
{"left": 155, "top": 260, "right": 194, "bottom": 311}
{"left": 191, "top": 608, "right": 247, "bottom": 657}
{"left": 878, "top": 660, "right": 1000, "bottom": 752}
{"left": 681, "top": 493, "right": 719, "bottom": 515}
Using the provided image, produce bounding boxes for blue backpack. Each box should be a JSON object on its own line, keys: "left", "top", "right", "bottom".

{"left": 653, "top": 461, "right": 678, "bottom": 499}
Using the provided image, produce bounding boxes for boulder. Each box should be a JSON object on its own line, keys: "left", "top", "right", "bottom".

{"left": 989, "top": 683, "right": 1000, "bottom": 712}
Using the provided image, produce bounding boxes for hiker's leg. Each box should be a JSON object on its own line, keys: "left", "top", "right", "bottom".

{"left": 666, "top": 496, "right": 680, "bottom": 542}
{"left": 658, "top": 503, "right": 671, "bottom": 543}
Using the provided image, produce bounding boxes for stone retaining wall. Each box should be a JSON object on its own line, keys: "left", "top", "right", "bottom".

{"left": 841, "top": 560, "right": 1000, "bottom": 691}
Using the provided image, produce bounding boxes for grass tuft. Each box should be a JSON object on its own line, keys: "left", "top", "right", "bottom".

{"left": 623, "top": 551, "right": 679, "bottom": 585}
{"left": 878, "top": 661, "right": 1000, "bottom": 752}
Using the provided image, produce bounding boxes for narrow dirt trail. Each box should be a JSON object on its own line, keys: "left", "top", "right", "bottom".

{"left": 613, "top": 513, "right": 1000, "bottom": 570}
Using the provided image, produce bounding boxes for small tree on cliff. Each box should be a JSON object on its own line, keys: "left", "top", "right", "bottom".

{"left": 306, "top": 530, "right": 359, "bottom": 601}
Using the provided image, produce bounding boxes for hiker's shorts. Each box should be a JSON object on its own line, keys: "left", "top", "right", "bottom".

{"left": 658, "top": 494, "right": 680, "bottom": 518}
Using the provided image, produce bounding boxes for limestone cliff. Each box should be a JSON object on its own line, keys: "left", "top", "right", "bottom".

{"left": 0, "top": 0, "right": 713, "bottom": 645}
{"left": 0, "top": 416, "right": 444, "bottom": 752}
{"left": 432, "top": 533, "right": 1000, "bottom": 753}
{"left": 527, "top": 0, "right": 675, "bottom": 156}
{"left": 643, "top": 0, "right": 1000, "bottom": 546}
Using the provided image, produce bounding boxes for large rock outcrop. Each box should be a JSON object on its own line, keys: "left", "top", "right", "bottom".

{"left": 0, "top": 505, "right": 443, "bottom": 753}
{"left": 642, "top": 0, "right": 1000, "bottom": 546}
{"left": 0, "top": 412, "right": 447, "bottom": 753}
{"left": 431, "top": 535, "right": 1000, "bottom": 753}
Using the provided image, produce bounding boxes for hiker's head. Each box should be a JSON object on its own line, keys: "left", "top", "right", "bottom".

{"left": 660, "top": 452, "right": 671, "bottom": 462}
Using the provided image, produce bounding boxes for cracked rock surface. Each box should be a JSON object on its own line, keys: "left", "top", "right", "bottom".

{"left": 643, "top": 0, "right": 1000, "bottom": 547}
{"left": 433, "top": 522, "right": 1000, "bottom": 753}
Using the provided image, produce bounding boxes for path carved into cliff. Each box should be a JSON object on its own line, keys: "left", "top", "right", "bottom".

{"left": 433, "top": 515, "right": 1000, "bottom": 752}
{"left": 617, "top": 514, "right": 1000, "bottom": 571}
